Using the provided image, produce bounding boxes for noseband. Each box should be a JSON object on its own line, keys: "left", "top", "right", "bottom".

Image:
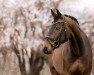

{"left": 44, "top": 20, "right": 66, "bottom": 49}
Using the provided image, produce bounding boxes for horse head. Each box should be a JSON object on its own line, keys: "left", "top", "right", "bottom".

{"left": 42, "top": 9, "right": 70, "bottom": 54}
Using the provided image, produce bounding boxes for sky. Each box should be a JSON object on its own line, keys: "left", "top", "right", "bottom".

{"left": 0, "top": 0, "right": 94, "bottom": 19}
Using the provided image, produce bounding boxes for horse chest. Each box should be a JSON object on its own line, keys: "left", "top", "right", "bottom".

{"left": 51, "top": 48, "right": 65, "bottom": 74}
{"left": 49, "top": 43, "right": 77, "bottom": 74}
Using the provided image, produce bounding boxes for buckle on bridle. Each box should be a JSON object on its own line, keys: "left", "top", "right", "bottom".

{"left": 53, "top": 41, "right": 60, "bottom": 48}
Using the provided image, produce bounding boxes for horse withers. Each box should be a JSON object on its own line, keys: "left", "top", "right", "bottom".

{"left": 42, "top": 9, "right": 92, "bottom": 75}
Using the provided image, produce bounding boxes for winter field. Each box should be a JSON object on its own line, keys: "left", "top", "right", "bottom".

{"left": 0, "top": 0, "right": 94, "bottom": 75}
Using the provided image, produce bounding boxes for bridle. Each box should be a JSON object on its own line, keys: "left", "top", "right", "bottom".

{"left": 44, "top": 19, "right": 67, "bottom": 49}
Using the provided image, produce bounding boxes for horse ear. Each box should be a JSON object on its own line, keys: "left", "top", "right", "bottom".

{"left": 51, "top": 9, "right": 58, "bottom": 21}
{"left": 56, "top": 9, "right": 62, "bottom": 17}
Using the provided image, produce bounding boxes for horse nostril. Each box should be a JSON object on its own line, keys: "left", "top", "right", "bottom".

{"left": 43, "top": 47, "right": 48, "bottom": 53}
{"left": 43, "top": 47, "right": 52, "bottom": 54}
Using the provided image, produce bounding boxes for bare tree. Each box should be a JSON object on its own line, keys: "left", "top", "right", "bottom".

{"left": 9, "top": 8, "right": 45, "bottom": 75}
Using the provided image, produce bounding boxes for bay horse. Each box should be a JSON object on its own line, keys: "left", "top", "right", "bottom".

{"left": 42, "top": 9, "right": 92, "bottom": 75}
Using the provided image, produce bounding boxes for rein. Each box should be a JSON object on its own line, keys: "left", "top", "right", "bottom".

{"left": 44, "top": 20, "right": 66, "bottom": 49}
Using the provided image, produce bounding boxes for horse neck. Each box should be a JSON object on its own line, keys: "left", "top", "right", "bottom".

{"left": 69, "top": 31, "right": 80, "bottom": 57}
{"left": 68, "top": 21, "right": 85, "bottom": 57}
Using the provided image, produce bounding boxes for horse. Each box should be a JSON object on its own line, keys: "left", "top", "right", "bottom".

{"left": 42, "top": 9, "right": 92, "bottom": 75}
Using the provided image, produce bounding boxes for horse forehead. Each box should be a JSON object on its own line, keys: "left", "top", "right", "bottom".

{"left": 55, "top": 17, "right": 70, "bottom": 27}
{"left": 56, "top": 18, "right": 65, "bottom": 22}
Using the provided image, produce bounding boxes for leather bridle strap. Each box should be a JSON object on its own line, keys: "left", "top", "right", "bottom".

{"left": 44, "top": 16, "right": 67, "bottom": 49}
{"left": 44, "top": 21, "right": 66, "bottom": 49}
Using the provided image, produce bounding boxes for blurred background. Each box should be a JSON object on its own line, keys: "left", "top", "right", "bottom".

{"left": 0, "top": 0, "right": 94, "bottom": 75}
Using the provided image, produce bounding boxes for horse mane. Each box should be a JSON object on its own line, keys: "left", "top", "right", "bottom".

{"left": 64, "top": 14, "right": 79, "bottom": 24}
{"left": 66, "top": 16, "right": 84, "bottom": 56}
